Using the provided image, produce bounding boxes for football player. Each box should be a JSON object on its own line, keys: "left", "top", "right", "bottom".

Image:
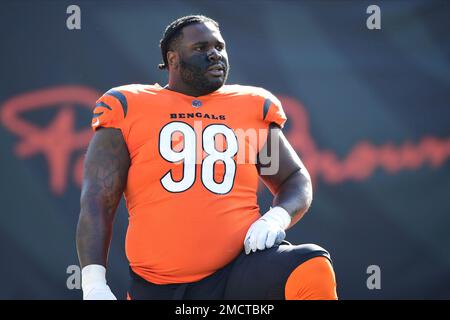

{"left": 76, "top": 15, "right": 337, "bottom": 300}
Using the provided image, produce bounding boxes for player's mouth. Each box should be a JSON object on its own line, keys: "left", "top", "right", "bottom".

{"left": 206, "top": 64, "right": 225, "bottom": 77}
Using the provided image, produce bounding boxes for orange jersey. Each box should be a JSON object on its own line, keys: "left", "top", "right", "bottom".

{"left": 91, "top": 83, "right": 287, "bottom": 284}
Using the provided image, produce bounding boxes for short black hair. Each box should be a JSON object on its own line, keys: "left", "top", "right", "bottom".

{"left": 158, "top": 15, "right": 220, "bottom": 70}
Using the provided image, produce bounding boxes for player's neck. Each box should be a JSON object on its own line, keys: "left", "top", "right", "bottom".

{"left": 167, "top": 78, "right": 214, "bottom": 98}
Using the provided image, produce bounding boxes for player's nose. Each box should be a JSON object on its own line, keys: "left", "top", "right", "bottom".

{"left": 207, "top": 48, "right": 221, "bottom": 62}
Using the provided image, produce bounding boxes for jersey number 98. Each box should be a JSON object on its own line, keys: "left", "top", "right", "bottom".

{"left": 159, "top": 122, "right": 238, "bottom": 194}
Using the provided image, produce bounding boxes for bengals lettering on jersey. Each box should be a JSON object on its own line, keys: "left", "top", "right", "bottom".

{"left": 91, "top": 84, "right": 287, "bottom": 284}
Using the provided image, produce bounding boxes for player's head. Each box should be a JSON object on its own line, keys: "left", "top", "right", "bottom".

{"left": 158, "top": 15, "right": 229, "bottom": 96}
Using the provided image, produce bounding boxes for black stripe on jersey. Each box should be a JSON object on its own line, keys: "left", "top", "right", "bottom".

{"left": 92, "top": 112, "right": 104, "bottom": 118}
{"left": 263, "top": 98, "right": 272, "bottom": 120}
{"left": 106, "top": 89, "right": 128, "bottom": 117}
{"left": 95, "top": 101, "right": 112, "bottom": 110}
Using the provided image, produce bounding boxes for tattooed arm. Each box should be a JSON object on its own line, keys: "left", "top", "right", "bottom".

{"left": 76, "top": 127, "right": 130, "bottom": 269}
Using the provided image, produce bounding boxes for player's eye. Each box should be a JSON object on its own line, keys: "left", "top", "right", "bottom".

{"left": 215, "top": 44, "right": 224, "bottom": 51}
{"left": 194, "top": 46, "right": 205, "bottom": 52}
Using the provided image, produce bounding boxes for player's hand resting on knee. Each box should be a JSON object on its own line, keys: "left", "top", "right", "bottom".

{"left": 244, "top": 206, "right": 291, "bottom": 254}
{"left": 82, "top": 265, "right": 117, "bottom": 300}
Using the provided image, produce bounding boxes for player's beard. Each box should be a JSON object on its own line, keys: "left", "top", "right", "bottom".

{"left": 179, "top": 54, "right": 229, "bottom": 96}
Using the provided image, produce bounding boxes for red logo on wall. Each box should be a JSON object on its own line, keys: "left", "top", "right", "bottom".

{"left": 281, "top": 96, "right": 450, "bottom": 184}
{"left": 1, "top": 86, "right": 99, "bottom": 195}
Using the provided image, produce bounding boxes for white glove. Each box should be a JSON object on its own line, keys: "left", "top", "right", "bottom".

{"left": 244, "top": 206, "right": 291, "bottom": 254}
{"left": 82, "top": 264, "right": 117, "bottom": 300}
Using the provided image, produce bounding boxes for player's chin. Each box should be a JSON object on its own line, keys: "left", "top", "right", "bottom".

{"left": 205, "top": 74, "right": 226, "bottom": 88}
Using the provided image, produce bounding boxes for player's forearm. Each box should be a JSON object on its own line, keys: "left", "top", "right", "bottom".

{"left": 272, "top": 169, "right": 313, "bottom": 229}
{"left": 76, "top": 195, "right": 118, "bottom": 300}
{"left": 76, "top": 190, "right": 117, "bottom": 268}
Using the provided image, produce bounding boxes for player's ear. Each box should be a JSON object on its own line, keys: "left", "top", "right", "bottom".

{"left": 167, "top": 51, "right": 179, "bottom": 70}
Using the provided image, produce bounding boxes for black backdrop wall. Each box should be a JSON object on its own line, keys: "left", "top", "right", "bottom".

{"left": 1, "top": 0, "right": 449, "bottom": 299}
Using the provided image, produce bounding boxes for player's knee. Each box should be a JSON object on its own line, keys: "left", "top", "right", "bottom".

{"left": 284, "top": 245, "right": 337, "bottom": 300}
{"left": 286, "top": 243, "right": 331, "bottom": 262}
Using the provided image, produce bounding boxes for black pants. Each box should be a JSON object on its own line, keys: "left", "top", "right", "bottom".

{"left": 128, "top": 242, "right": 331, "bottom": 300}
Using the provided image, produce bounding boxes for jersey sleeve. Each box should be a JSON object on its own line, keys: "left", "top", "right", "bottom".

{"left": 91, "top": 88, "right": 128, "bottom": 131}
{"left": 261, "top": 89, "right": 287, "bottom": 128}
